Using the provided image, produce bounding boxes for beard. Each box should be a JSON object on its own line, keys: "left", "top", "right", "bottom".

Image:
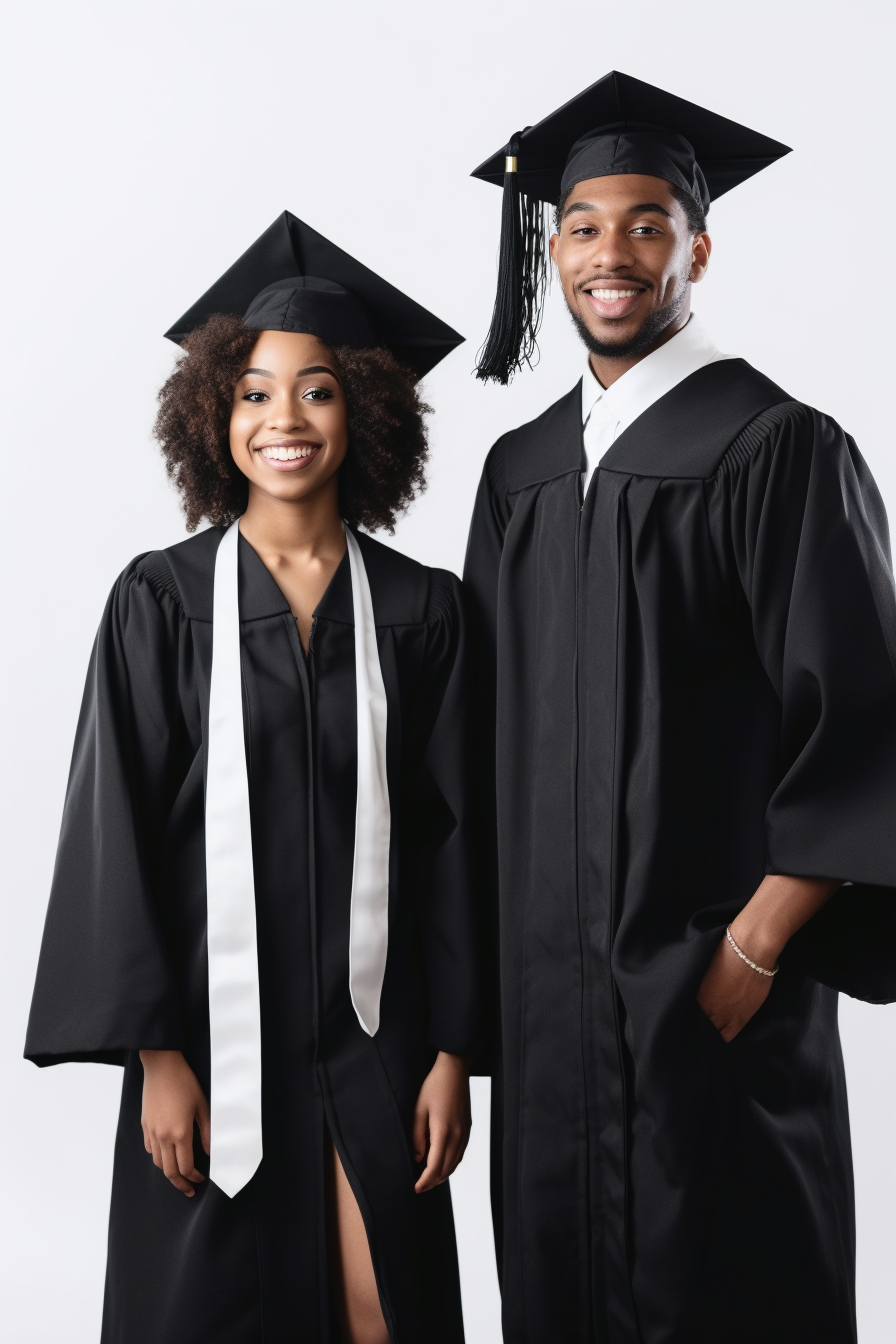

{"left": 568, "top": 272, "right": 690, "bottom": 361}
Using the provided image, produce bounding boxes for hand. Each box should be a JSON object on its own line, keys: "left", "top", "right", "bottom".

{"left": 697, "top": 874, "right": 842, "bottom": 1042}
{"left": 697, "top": 929, "right": 775, "bottom": 1042}
{"left": 139, "top": 1049, "right": 210, "bottom": 1196}
{"left": 412, "top": 1052, "right": 471, "bottom": 1194}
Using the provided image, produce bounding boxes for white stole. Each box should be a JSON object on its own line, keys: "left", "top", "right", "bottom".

{"left": 205, "top": 520, "right": 390, "bottom": 1198}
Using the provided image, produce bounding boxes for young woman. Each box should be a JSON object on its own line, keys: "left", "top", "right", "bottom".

{"left": 26, "top": 213, "right": 478, "bottom": 1344}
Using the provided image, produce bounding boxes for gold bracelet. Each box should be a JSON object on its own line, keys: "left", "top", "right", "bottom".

{"left": 725, "top": 926, "right": 779, "bottom": 978}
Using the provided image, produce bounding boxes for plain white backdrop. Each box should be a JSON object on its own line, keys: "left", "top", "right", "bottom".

{"left": 2, "top": 2, "right": 894, "bottom": 1340}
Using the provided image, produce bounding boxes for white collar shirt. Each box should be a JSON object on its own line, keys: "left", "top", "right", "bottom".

{"left": 581, "top": 314, "right": 734, "bottom": 497}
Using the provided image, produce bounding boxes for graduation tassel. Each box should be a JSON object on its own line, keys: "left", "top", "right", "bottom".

{"left": 475, "top": 134, "right": 548, "bottom": 385}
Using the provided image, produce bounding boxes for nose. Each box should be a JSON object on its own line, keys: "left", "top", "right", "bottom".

{"left": 267, "top": 386, "right": 308, "bottom": 430}
{"left": 584, "top": 225, "right": 636, "bottom": 272}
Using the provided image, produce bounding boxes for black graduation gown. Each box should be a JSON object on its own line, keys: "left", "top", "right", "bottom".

{"left": 26, "top": 526, "right": 478, "bottom": 1344}
{"left": 463, "top": 358, "right": 896, "bottom": 1344}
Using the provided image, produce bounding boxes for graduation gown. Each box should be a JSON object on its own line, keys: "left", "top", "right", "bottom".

{"left": 463, "top": 357, "right": 896, "bottom": 1344}
{"left": 26, "top": 526, "right": 478, "bottom": 1344}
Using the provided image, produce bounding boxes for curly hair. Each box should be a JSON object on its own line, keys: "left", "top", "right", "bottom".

{"left": 154, "top": 313, "right": 432, "bottom": 533}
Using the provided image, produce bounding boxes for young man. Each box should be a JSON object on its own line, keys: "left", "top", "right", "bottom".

{"left": 465, "top": 71, "right": 896, "bottom": 1344}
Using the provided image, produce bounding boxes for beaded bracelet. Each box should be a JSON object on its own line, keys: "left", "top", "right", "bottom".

{"left": 725, "top": 926, "right": 779, "bottom": 978}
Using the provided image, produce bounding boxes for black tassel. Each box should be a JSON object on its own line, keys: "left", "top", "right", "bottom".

{"left": 475, "top": 134, "right": 548, "bottom": 385}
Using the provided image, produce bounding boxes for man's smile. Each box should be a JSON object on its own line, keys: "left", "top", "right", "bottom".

{"left": 580, "top": 279, "right": 649, "bottom": 321}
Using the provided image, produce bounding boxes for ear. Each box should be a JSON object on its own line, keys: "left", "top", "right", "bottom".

{"left": 689, "top": 231, "right": 712, "bottom": 285}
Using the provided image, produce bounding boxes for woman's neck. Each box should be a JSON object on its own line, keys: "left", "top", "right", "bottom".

{"left": 238, "top": 480, "right": 346, "bottom": 563}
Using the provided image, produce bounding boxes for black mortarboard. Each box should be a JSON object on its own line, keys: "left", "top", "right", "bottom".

{"left": 471, "top": 71, "right": 791, "bottom": 384}
{"left": 165, "top": 211, "right": 463, "bottom": 379}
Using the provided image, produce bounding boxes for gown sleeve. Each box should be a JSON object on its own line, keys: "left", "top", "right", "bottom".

{"left": 462, "top": 448, "right": 508, "bottom": 860}
{"left": 411, "top": 570, "right": 482, "bottom": 1059}
{"left": 25, "top": 558, "right": 187, "bottom": 1064}
{"left": 712, "top": 402, "right": 896, "bottom": 1001}
{"left": 463, "top": 448, "right": 510, "bottom": 689}
{"left": 461, "top": 452, "right": 513, "bottom": 1061}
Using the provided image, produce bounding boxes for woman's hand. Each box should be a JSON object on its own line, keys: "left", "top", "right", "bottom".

{"left": 139, "top": 1049, "right": 210, "bottom": 1197}
{"left": 412, "top": 1052, "right": 471, "bottom": 1194}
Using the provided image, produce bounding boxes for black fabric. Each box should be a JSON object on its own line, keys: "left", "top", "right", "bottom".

{"left": 561, "top": 123, "right": 709, "bottom": 212}
{"left": 164, "top": 211, "right": 464, "bottom": 379}
{"left": 464, "top": 357, "right": 896, "bottom": 1344}
{"left": 243, "top": 276, "right": 377, "bottom": 349}
{"left": 26, "top": 528, "right": 478, "bottom": 1344}
{"left": 470, "top": 69, "right": 791, "bottom": 206}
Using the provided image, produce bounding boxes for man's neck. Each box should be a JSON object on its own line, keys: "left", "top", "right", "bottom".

{"left": 587, "top": 306, "right": 691, "bottom": 390}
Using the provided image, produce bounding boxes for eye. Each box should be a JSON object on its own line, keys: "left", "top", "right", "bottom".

{"left": 242, "top": 389, "right": 269, "bottom": 403}
{"left": 572, "top": 226, "right": 599, "bottom": 237}
{"left": 302, "top": 386, "right": 335, "bottom": 402}
{"left": 631, "top": 226, "right": 662, "bottom": 235}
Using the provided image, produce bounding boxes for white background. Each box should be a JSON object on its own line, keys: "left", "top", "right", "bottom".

{"left": 2, "top": 2, "right": 894, "bottom": 1340}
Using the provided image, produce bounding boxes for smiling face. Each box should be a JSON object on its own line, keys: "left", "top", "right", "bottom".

{"left": 549, "top": 173, "right": 711, "bottom": 366}
{"left": 229, "top": 329, "right": 349, "bottom": 508}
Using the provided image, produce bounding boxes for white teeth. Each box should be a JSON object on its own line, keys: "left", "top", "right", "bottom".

{"left": 260, "top": 445, "right": 319, "bottom": 461}
{"left": 589, "top": 288, "right": 639, "bottom": 301}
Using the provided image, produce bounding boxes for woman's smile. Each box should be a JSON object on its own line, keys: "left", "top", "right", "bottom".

{"left": 255, "top": 436, "right": 323, "bottom": 471}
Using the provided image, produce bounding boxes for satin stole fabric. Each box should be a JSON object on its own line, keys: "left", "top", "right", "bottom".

{"left": 206, "top": 520, "right": 389, "bottom": 1196}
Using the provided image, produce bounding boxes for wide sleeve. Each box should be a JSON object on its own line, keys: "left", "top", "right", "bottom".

{"left": 409, "top": 571, "right": 482, "bottom": 1059}
{"left": 711, "top": 403, "right": 896, "bottom": 1001}
{"left": 461, "top": 454, "right": 513, "bottom": 1053}
{"left": 25, "top": 559, "right": 187, "bottom": 1064}
{"left": 463, "top": 451, "right": 508, "bottom": 687}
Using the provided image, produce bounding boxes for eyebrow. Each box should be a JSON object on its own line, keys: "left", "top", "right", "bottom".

{"left": 237, "top": 364, "right": 340, "bottom": 380}
{"left": 296, "top": 365, "right": 339, "bottom": 379}
{"left": 563, "top": 200, "right": 672, "bottom": 221}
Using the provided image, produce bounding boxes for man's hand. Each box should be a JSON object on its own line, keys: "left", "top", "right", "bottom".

{"left": 697, "top": 873, "right": 841, "bottom": 1041}
{"left": 697, "top": 934, "right": 774, "bottom": 1041}
{"left": 412, "top": 1052, "right": 471, "bottom": 1194}
{"left": 139, "top": 1049, "right": 210, "bottom": 1196}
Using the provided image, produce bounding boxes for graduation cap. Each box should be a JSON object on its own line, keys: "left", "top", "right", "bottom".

{"left": 165, "top": 211, "right": 464, "bottom": 380}
{"left": 471, "top": 71, "right": 791, "bottom": 384}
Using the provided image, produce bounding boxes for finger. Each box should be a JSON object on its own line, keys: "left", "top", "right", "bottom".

{"left": 445, "top": 1124, "right": 472, "bottom": 1177}
{"left": 175, "top": 1134, "right": 204, "bottom": 1185}
{"left": 698, "top": 1002, "right": 731, "bottom": 1039}
{"left": 445, "top": 1121, "right": 472, "bottom": 1177}
{"left": 415, "top": 1166, "right": 439, "bottom": 1194}
{"left": 428, "top": 1123, "right": 449, "bottom": 1177}
{"left": 149, "top": 1136, "right": 164, "bottom": 1170}
{"left": 440, "top": 1135, "right": 463, "bottom": 1179}
{"left": 412, "top": 1102, "right": 429, "bottom": 1166}
{"left": 142, "top": 1122, "right": 152, "bottom": 1156}
{"left": 160, "top": 1140, "right": 196, "bottom": 1196}
{"left": 197, "top": 1098, "right": 211, "bottom": 1157}
{"left": 415, "top": 1125, "right": 449, "bottom": 1193}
